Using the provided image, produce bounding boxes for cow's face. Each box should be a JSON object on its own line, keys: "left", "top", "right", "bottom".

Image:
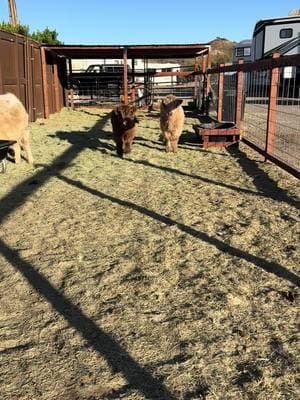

{"left": 161, "top": 96, "right": 183, "bottom": 114}
{"left": 121, "top": 106, "right": 138, "bottom": 129}
{"left": 123, "top": 117, "right": 135, "bottom": 129}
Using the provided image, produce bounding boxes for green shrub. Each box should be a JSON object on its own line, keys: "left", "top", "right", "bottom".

{"left": 0, "top": 22, "right": 62, "bottom": 44}
{"left": 0, "top": 21, "right": 29, "bottom": 36}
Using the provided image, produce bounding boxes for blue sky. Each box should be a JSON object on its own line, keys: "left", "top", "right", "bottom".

{"left": 0, "top": 1, "right": 299, "bottom": 44}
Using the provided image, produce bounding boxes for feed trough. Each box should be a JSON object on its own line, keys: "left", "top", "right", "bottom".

{"left": 0, "top": 140, "right": 16, "bottom": 173}
{"left": 193, "top": 121, "right": 242, "bottom": 149}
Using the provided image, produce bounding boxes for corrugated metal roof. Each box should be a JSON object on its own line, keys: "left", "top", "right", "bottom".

{"left": 46, "top": 43, "right": 210, "bottom": 59}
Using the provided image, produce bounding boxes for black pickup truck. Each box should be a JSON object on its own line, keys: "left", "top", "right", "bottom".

{"left": 71, "top": 64, "right": 128, "bottom": 96}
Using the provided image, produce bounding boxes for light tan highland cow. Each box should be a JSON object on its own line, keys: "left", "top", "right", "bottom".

{"left": 160, "top": 95, "right": 185, "bottom": 153}
{"left": 0, "top": 93, "right": 33, "bottom": 164}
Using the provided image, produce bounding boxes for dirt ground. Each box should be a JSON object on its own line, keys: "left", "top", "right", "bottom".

{"left": 0, "top": 107, "right": 299, "bottom": 400}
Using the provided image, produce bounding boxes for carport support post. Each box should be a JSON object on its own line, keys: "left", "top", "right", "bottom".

{"left": 206, "top": 49, "right": 211, "bottom": 96}
{"left": 68, "top": 58, "right": 74, "bottom": 109}
{"left": 265, "top": 53, "right": 280, "bottom": 157}
{"left": 131, "top": 58, "right": 136, "bottom": 104}
{"left": 131, "top": 58, "right": 135, "bottom": 82}
{"left": 194, "top": 62, "right": 198, "bottom": 99}
{"left": 41, "top": 47, "right": 50, "bottom": 119}
{"left": 201, "top": 56, "right": 207, "bottom": 114}
{"left": 235, "top": 59, "right": 244, "bottom": 129}
{"left": 217, "top": 64, "right": 224, "bottom": 121}
{"left": 123, "top": 47, "right": 128, "bottom": 104}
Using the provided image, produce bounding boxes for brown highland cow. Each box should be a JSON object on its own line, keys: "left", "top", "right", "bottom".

{"left": 111, "top": 104, "right": 138, "bottom": 157}
{"left": 160, "top": 95, "right": 185, "bottom": 153}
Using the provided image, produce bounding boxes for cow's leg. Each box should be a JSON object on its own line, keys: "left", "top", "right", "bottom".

{"left": 112, "top": 131, "right": 124, "bottom": 158}
{"left": 165, "top": 140, "right": 172, "bottom": 153}
{"left": 123, "top": 140, "right": 132, "bottom": 154}
{"left": 159, "top": 132, "right": 165, "bottom": 143}
{"left": 164, "top": 132, "right": 172, "bottom": 152}
{"left": 124, "top": 135, "right": 134, "bottom": 154}
{"left": 116, "top": 138, "right": 124, "bottom": 158}
{"left": 171, "top": 139, "right": 178, "bottom": 153}
{"left": 21, "top": 130, "right": 34, "bottom": 164}
{"left": 123, "top": 133, "right": 131, "bottom": 154}
{"left": 124, "top": 129, "right": 136, "bottom": 154}
{"left": 12, "top": 142, "right": 21, "bottom": 164}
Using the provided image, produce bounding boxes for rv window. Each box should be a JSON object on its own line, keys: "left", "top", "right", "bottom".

{"left": 235, "top": 47, "right": 251, "bottom": 57}
{"left": 280, "top": 28, "right": 293, "bottom": 39}
{"left": 235, "top": 48, "right": 244, "bottom": 57}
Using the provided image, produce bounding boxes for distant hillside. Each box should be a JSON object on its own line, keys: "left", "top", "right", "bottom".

{"left": 149, "top": 37, "right": 235, "bottom": 68}
{"left": 209, "top": 37, "right": 235, "bottom": 66}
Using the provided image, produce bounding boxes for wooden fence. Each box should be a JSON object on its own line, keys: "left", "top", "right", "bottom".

{"left": 0, "top": 29, "right": 66, "bottom": 122}
{"left": 199, "top": 54, "right": 300, "bottom": 178}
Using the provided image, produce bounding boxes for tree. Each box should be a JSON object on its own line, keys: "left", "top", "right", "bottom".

{"left": 211, "top": 50, "right": 233, "bottom": 66}
{"left": 0, "top": 22, "right": 62, "bottom": 44}
{"left": 31, "top": 27, "right": 62, "bottom": 45}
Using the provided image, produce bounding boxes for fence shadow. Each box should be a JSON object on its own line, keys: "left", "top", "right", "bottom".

{"left": 134, "top": 135, "right": 228, "bottom": 155}
{"left": 50, "top": 123, "right": 298, "bottom": 212}
{"left": 42, "top": 132, "right": 275, "bottom": 200}
{"left": 0, "top": 239, "right": 175, "bottom": 400}
{"left": 57, "top": 175, "right": 300, "bottom": 288}
{"left": 228, "top": 146, "right": 300, "bottom": 210}
{"left": 0, "top": 112, "right": 175, "bottom": 399}
{"left": 93, "top": 150, "right": 290, "bottom": 201}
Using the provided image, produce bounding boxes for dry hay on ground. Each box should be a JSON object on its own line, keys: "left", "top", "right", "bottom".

{"left": 0, "top": 108, "right": 299, "bottom": 400}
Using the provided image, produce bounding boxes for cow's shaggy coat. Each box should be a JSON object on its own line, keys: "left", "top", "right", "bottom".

{"left": 160, "top": 95, "right": 185, "bottom": 153}
{"left": 0, "top": 93, "right": 33, "bottom": 164}
{"left": 111, "top": 104, "right": 138, "bottom": 157}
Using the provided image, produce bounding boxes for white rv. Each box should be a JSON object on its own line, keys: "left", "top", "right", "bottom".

{"left": 233, "top": 39, "right": 252, "bottom": 63}
{"left": 251, "top": 9, "right": 300, "bottom": 61}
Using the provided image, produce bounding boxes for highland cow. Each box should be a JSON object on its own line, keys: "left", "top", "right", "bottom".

{"left": 160, "top": 95, "right": 185, "bottom": 153}
{"left": 0, "top": 93, "right": 33, "bottom": 164}
{"left": 111, "top": 104, "right": 138, "bottom": 157}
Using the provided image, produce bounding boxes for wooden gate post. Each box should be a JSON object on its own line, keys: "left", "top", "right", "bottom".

{"left": 53, "top": 58, "right": 60, "bottom": 113}
{"left": 235, "top": 59, "right": 244, "bottom": 128}
{"left": 217, "top": 64, "right": 224, "bottom": 121}
{"left": 265, "top": 53, "right": 280, "bottom": 156}
{"left": 0, "top": 62, "right": 3, "bottom": 93}
{"left": 41, "top": 47, "right": 50, "bottom": 118}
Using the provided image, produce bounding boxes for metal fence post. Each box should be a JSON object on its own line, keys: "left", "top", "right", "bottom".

{"left": 217, "top": 64, "right": 224, "bottom": 121}
{"left": 123, "top": 47, "right": 128, "bottom": 105}
{"left": 265, "top": 53, "right": 280, "bottom": 157}
{"left": 235, "top": 60, "right": 244, "bottom": 128}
